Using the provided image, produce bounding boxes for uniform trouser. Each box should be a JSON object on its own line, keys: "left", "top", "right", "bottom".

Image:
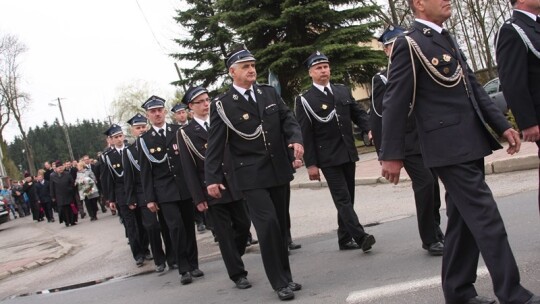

{"left": 140, "top": 206, "right": 166, "bottom": 266}
{"left": 157, "top": 209, "right": 175, "bottom": 266}
{"left": 207, "top": 199, "right": 250, "bottom": 282}
{"left": 434, "top": 159, "right": 532, "bottom": 304}
{"left": 118, "top": 204, "right": 145, "bottom": 261}
{"left": 84, "top": 197, "right": 99, "bottom": 219}
{"left": 285, "top": 184, "right": 294, "bottom": 244}
{"left": 135, "top": 207, "right": 149, "bottom": 254}
{"left": 320, "top": 162, "right": 368, "bottom": 246}
{"left": 403, "top": 154, "right": 443, "bottom": 246}
{"left": 59, "top": 204, "right": 76, "bottom": 225}
{"left": 159, "top": 199, "right": 198, "bottom": 274}
{"left": 243, "top": 185, "right": 292, "bottom": 290}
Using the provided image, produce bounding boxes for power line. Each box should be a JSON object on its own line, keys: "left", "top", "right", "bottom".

{"left": 134, "top": 0, "right": 168, "bottom": 54}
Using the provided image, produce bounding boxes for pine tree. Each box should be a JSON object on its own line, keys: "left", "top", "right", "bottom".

{"left": 171, "top": 0, "right": 235, "bottom": 95}
{"left": 216, "top": 0, "right": 386, "bottom": 103}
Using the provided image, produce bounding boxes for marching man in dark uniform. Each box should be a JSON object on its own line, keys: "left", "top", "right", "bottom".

{"left": 172, "top": 103, "right": 190, "bottom": 127}
{"left": 102, "top": 124, "right": 146, "bottom": 267}
{"left": 370, "top": 25, "right": 444, "bottom": 256}
{"left": 380, "top": 0, "right": 538, "bottom": 303}
{"left": 137, "top": 96, "right": 202, "bottom": 285}
{"left": 496, "top": 0, "right": 540, "bottom": 214}
{"left": 295, "top": 51, "right": 375, "bottom": 253}
{"left": 98, "top": 137, "right": 116, "bottom": 215}
{"left": 205, "top": 46, "right": 304, "bottom": 301}
{"left": 177, "top": 85, "right": 252, "bottom": 289}
{"left": 123, "top": 114, "right": 173, "bottom": 273}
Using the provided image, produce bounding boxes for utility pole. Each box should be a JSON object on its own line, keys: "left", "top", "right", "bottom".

{"left": 174, "top": 63, "right": 188, "bottom": 92}
{"left": 51, "top": 98, "right": 75, "bottom": 161}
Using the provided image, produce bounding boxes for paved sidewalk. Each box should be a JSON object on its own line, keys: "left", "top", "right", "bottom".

{"left": 0, "top": 142, "right": 537, "bottom": 297}
{"left": 290, "top": 142, "right": 539, "bottom": 188}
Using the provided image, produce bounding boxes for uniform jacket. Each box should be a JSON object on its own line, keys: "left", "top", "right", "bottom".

{"left": 98, "top": 147, "right": 112, "bottom": 196}
{"left": 22, "top": 181, "right": 40, "bottom": 203}
{"left": 177, "top": 119, "right": 243, "bottom": 206}
{"left": 123, "top": 142, "right": 144, "bottom": 206}
{"left": 102, "top": 148, "right": 127, "bottom": 205}
{"left": 205, "top": 84, "right": 303, "bottom": 190}
{"left": 295, "top": 83, "right": 369, "bottom": 168}
{"left": 496, "top": 10, "right": 540, "bottom": 131}
{"left": 380, "top": 22, "right": 510, "bottom": 168}
{"left": 137, "top": 123, "right": 192, "bottom": 204}
{"left": 36, "top": 180, "right": 52, "bottom": 203}
{"left": 49, "top": 172, "right": 75, "bottom": 207}
{"left": 370, "top": 69, "right": 421, "bottom": 156}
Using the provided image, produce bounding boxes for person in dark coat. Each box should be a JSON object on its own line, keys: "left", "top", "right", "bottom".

{"left": 295, "top": 51, "right": 375, "bottom": 253}
{"left": 50, "top": 161, "right": 77, "bottom": 226}
{"left": 177, "top": 85, "right": 252, "bottom": 289}
{"left": 102, "top": 124, "right": 146, "bottom": 267}
{"left": 22, "top": 173, "right": 44, "bottom": 222}
{"left": 205, "top": 46, "right": 304, "bottom": 301}
{"left": 124, "top": 113, "right": 173, "bottom": 272}
{"left": 379, "top": 1, "right": 538, "bottom": 303}
{"left": 495, "top": 0, "right": 540, "bottom": 215}
{"left": 369, "top": 25, "right": 444, "bottom": 255}
{"left": 137, "top": 96, "right": 202, "bottom": 284}
{"left": 36, "top": 171, "right": 55, "bottom": 222}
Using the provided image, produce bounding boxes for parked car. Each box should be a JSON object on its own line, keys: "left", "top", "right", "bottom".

{"left": 0, "top": 197, "right": 9, "bottom": 225}
{"left": 483, "top": 77, "right": 508, "bottom": 114}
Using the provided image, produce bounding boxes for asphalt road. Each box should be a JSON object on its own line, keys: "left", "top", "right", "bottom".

{"left": 2, "top": 188, "right": 538, "bottom": 304}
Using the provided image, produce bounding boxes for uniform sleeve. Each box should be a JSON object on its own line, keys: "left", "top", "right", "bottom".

{"left": 496, "top": 24, "right": 536, "bottom": 129}
{"left": 294, "top": 95, "right": 318, "bottom": 167}
{"left": 369, "top": 75, "right": 385, "bottom": 152}
{"left": 204, "top": 100, "right": 227, "bottom": 185}
{"left": 122, "top": 149, "right": 135, "bottom": 205}
{"left": 380, "top": 36, "right": 416, "bottom": 161}
{"left": 137, "top": 137, "right": 157, "bottom": 203}
{"left": 177, "top": 130, "right": 207, "bottom": 205}
{"left": 276, "top": 90, "right": 303, "bottom": 146}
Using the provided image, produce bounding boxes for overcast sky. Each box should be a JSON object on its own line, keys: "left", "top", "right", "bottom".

{"left": 0, "top": 0, "right": 185, "bottom": 143}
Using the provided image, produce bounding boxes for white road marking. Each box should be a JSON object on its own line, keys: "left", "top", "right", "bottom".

{"left": 346, "top": 266, "right": 489, "bottom": 303}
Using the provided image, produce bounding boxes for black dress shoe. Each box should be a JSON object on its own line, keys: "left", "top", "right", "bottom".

{"left": 145, "top": 253, "right": 153, "bottom": 260}
{"left": 276, "top": 286, "right": 294, "bottom": 301}
{"left": 288, "top": 242, "right": 302, "bottom": 250}
{"left": 191, "top": 269, "right": 204, "bottom": 277}
{"left": 197, "top": 223, "right": 206, "bottom": 232}
{"left": 136, "top": 257, "right": 144, "bottom": 267}
{"left": 525, "top": 295, "right": 540, "bottom": 304}
{"left": 360, "top": 234, "right": 376, "bottom": 252}
{"left": 155, "top": 263, "right": 166, "bottom": 273}
{"left": 339, "top": 240, "right": 360, "bottom": 250}
{"left": 463, "top": 296, "right": 496, "bottom": 304}
{"left": 180, "top": 272, "right": 193, "bottom": 285}
{"left": 169, "top": 263, "right": 178, "bottom": 270}
{"left": 288, "top": 282, "right": 302, "bottom": 291}
{"left": 234, "top": 277, "right": 252, "bottom": 289}
{"left": 425, "top": 242, "right": 444, "bottom": 256}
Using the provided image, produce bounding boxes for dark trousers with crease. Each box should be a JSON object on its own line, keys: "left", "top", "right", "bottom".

{"left": 321, "top": 162, "right": 368, "bottom": 246}
{"left": 243, "top": 185, "right": 292, "bottom": 290}
{"left": 434, "top": 159, "right": 532, "bottom": 304}
{"left": 403, "top": 154, "right": 444, "bottom": 246}
{"left": 207, "top": 199, "right": 250, "bottom": 282}
{"left": 118, "top": 204, "right": 145, "bottom": 261}
{"left": 159, "top": 199, "right": 198, "bottom": 274}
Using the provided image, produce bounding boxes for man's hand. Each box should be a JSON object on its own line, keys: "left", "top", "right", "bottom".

{"left": 197, "top": 201, "right": 209, "bottom": 212}
{"left": 368, "top": 130, "right": 373, "bottom": 141}
{"left": 521, "top": 125, "right": 539, "bottom": 143}
{"left": 147, "top": 202, "right": 159, "bottom": 213}
{"left": 128, "top": 203, "right": 137, "bottom": 210}
{"left": 109, "top": 202, "right": 117, "bottom": 211}
{"left": 381, "top": 160, "right": 404, "bottom": 185}
{"left": 288, "top": 143, "right": 304, "bottom": 161}
{"left": 207, "top": 184, "right": 226, "bottom": 199}
{"left": 502, "top": 128, "right": 521, "bottom": 155}
{"left": 307, "top": 165, "right": 320, "bottom": 181}
{"left": 292, "top": 159, "right": 303, "bottom": 169}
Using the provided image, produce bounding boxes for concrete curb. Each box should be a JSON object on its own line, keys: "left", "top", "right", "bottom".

{"left": 0, "top": 237, "right": 74, "bottom": 281}
{"left": 292, "top": 157, "right": 539, "bottom": 189}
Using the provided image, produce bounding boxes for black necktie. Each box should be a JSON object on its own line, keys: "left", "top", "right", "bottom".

{"left": 158, "top": 128, "right": 165, "bottom": 138}
{"left": 204, "top": 121, "right": 210, "bottom": 131}
{"left": 245, "top": 89, "right": 256, "bottom": 105}
{"left": 324, "top": 87, "right": 333, "bottom": 96}
{"left": 441, "top": 29, "right": 456, "bottom": 52}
